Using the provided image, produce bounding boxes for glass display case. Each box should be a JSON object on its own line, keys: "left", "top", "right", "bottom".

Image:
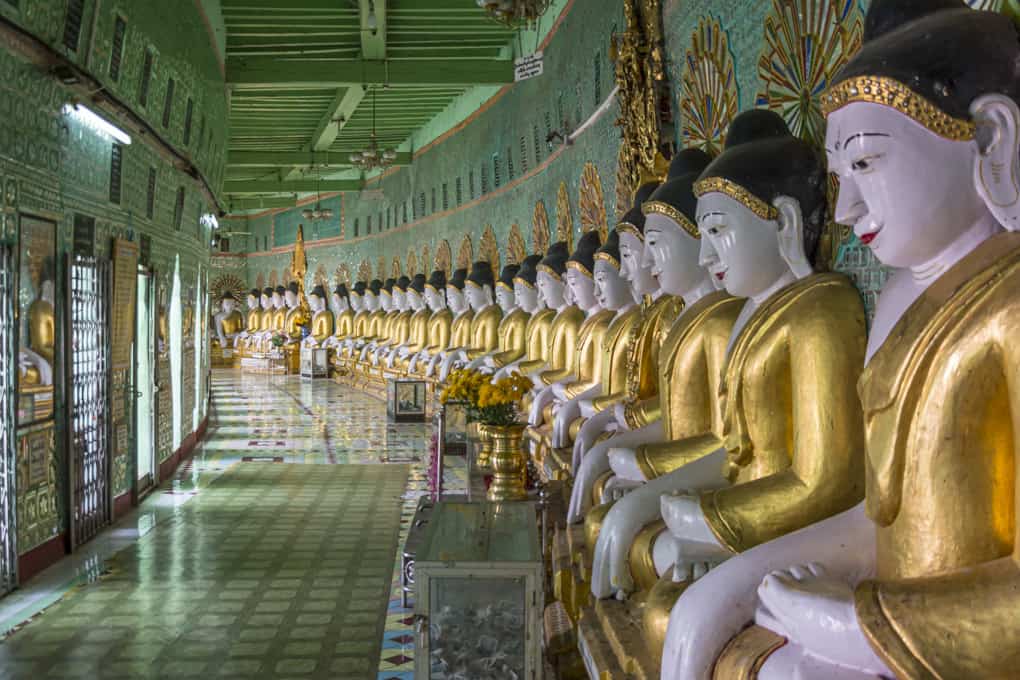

{"left": 299, "top": 346, "right": 328, "bottom": 378}
{"left": 415, "top": 502, "right": 543, "bottom": 680}
{"left": 387, "top": 378, "right": 426, "bottom": 422}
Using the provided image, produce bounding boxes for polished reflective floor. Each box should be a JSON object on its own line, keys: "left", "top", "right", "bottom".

{"left": 0, "top": 371, "right": 461, "bottom": 679}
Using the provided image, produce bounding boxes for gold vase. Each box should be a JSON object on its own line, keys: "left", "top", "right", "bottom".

{"left": 486, "top": 423, "right": 528, "bottom": 502}
{"left": 475, "top": 422, "right": 494, "bottom": 468}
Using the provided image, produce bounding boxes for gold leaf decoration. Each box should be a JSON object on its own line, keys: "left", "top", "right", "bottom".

{"left": 456, "top": 235, "right": 474, "bottom": 270}
{"left": 680, "top": 17, "right": 739, "bottom": 155}
{"left": 377, "top": 257, "right": 387, "bottom": 280}
{"left": 480, "top": 225, "right": 500, "bottom": 274}
{"left": 532, "top": 201, "right": 550, "bottom": 255}
{"left": 421, "top": 245, "right": 431, "bottom": 275}
{"left": 335, "top": 264, "right": 351, "bottom": 286}
{"left": 406, "top": 249, "right": 418, "bottom": 277}
{"left": 507, "top": 224, "right": 526, "bottom": 264}
{"left": 391, "top": 257, "right": 403, "bottom": 278}
{"left": 255, "top": 272, "right": 265, "bottom": 289}
{"left": 579, "top": 162, "right": 608, "bottom": 242}
{"left": 556, "top": 182, "right": 574, "bottom": 251}
{"left": 313, "top": 264, "right": 328, "bottom": 287}
{"left": 357, "top": 259, "right": 372, "bottom": 282}
{"left": 268, "top": 270, "right": 279, "bottom": 287}
{"left": 211, "top": 274, "right": 247, "bottom": 305}
{"left": 435, "top": 240, "right": 452, "bottom": 276}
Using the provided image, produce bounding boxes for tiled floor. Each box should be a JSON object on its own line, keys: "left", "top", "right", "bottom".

{"left": 0, "top": 371, "right": 468, "bottom": 679}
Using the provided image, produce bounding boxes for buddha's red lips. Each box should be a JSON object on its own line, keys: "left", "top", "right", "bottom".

{"left": 714, "top": 271, "right": 726, "bottom": 281}
{"left": 859, "top": 229, "right": 881, "bottom": 245}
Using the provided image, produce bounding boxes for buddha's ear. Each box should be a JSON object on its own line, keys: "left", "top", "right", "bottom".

{"left": 773, "top": 195, "right": 813, "bottom": 279}
{"left": 971, "top": 93, "right": 1020, "bottom": 232}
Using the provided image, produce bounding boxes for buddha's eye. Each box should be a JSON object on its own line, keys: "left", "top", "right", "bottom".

{"left": 851, "top": 154, "right": 881, "bottom": 172}
{"left": 706, "top": 225, "right": 723, "bottom": 235}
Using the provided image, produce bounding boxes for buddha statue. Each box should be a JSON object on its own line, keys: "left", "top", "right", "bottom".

{"left": 426, "top": 268, "right": 473, "bottom": 378}
{"left": 386, "top": 273, "right": 429, "bottom": 370}
{"left": 667, "top": 4, "right": 1020, "bottom": 678}
{"left": 283, "top": 282, "right": 308, "bottom": 343}
{"left": 372, "top": 276, "right": 413, "bottom": 366}
{"left": 358, "top": 278, "right": 395, "bottom": 363}
{"left": 326, "top": 284, "right": 354, "bottom": 349}
{"left": 249, "top": 287, "right": 275, "bottom": 352}
{"left": 512, "top": 245, "right": 576, "bottom": 379}
{"left": 351, "top": 278, "right": 384, "bottom": 360}
{"left": 488, "top": 256, "right": 547, "bottom": 375}
{"left": 235, "top": 289, "right": 262, "bottom": 349}
{"left": 409, "top": 270, "right": 453, "bottom": 376}
{"left": 20, "top": 279, "right": 55, "bottom": 386}
{"left": 302, "top": 285, "right": 334, "bottom": 346}
{"left": 545, "top": 232, "right": 640, "bottom": 462}
{"left": 213, "top": 291, "right": 245, "bottom": 348}
{"left": 466, "top": 264, "right": 529, "bottom": 372}
{"left": 335, "top": 281, "right": 367, "bottom": 373}
{"left": 438, "top": 261, "right": 503, "bottom": 380}
{"left": 270, "top": 285, "right": 287, "bottom": 338}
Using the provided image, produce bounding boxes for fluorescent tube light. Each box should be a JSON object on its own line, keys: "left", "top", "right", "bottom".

{"left": 62, "top": 103, "right": 132, "bottom": 145}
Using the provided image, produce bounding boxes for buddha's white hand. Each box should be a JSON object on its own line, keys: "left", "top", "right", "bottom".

{"left": 609, "top": 447, "right": 646, "bottom": 482}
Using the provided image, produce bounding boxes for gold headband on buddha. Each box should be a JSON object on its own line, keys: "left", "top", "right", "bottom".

{"left": 821, "top": 75, "right": 976, "bottom": 141}
{"left": 642, "top": 201, "right": 700, "bottom": 238}
{"left": 616, "top": 221, "right": 643, "bottom": 242}
{"left": 496, "top": 281, "right": 514, "bottom": 291}
{"left": 566, "top": 260, "right": 593, "bottom": 278}
{"left": 691, "top": 178, "right": 780, "bottom": 221}
{"left": 594, "top": 252, "right": 620, "bottom": 270}
{"left": 537, "top": 264, "right": 562, "bottom": 281}
{"left": 465, "top": 279, "right": 483, "bottom": 289}
{"left": 512, "top": 277, "right": 535, "bottom": 289}
{"left": 424, "top": 283, "right": 439, "bottom": 293}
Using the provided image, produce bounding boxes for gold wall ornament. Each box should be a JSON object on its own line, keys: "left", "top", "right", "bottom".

{"left": 313, "top": 264, "right": 328, "bottom": 288}
{"left": 376, "top": 256, "right": 387, "bottom": 280}
{"left": 693, "top": 177, "right": 780, "bottom": 221}
{"left": 255, "top": 272, "right": 265, "bottom": 289}
{"left": 507, "top": 224, "right": 527, "bottom": 264}
{"left": 290, "top": 225, "right": 308, "bottom": 288}
{"left": 211, "top": 273, "right": 247, "bottom": 307}
{"left": 391, "top": 257, "right": 403, "bottom": 279}
{"left": 556, "top": 182, "right": 574, "bottom": 250}
{"left": 611, "top": 0, "right": 673, "bottom": 216}
{"left": 268, "top": 270, "right": 279, "bottom": 288}
{"left": 358, "top": 259, "right": 372, "bottom": 282}
{"left": 532, "top": 201, "right": 551, "bottom": 254}
{"left": 579, "top": 162, "right": 609, "bottom": 242}
{"left": 421, "top": 245, "right": 431, "bottom": 275}
{"left": 680, "top": 17, "right": 739, "bottom": 154}
{"left": 435, "top": 240, "right": 452, "bottom": 276}
{"left": 335, "top": 263, "right": 351, "bottom": 287}
{"left": 456, "top": 235, "right": 473, "bottom": 270}
{"left": 407, "top": 250, "right": 418, "bottom": 277}
{"left": 821, "top": 75, "right": 976, "bottom": 141}
{"left": 755, "top": 0, "right": 863, "bottom": 147}
{"left": 480, "top": 225, "right": 501, "bottom": 274}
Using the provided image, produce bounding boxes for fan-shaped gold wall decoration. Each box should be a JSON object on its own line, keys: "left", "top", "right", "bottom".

{"left": 435, "top": 240, "right": 452, "bottom": 276}
{"left": 211, "top": 274, "right": 247, "bottom": 306}
{"left": 256, "top": 272, "right": 265, "bottom": 289}
{"left": 358, "top": 259, "right": 372, "bottom": 282}
{"left": 579, "top": 162, "right": 608, "bottom": 242}
{"left": 556, "top": 182, "right": 574, "bottom": 251}
{"left": 377, "top": 257, "right": 388, "bottom": 280}
{"left": 507, "top": 224, "right": 527, "bottom": 264}
{"left": 680, "top": 16, "right": 739, "bottom": 155}
{"left": 335, "top": 264, "right": 351, "bottom": 287}
{"left": 313, "top": 264, "right": 328, "bottom": 288}
{"left": 406, "top": 250, "right": 418, "bottom": 277}
{"left": 268, "top": 270, "right": 279, "bottom": 287}
{"left": 281, "top": 266, "right": 292, "bottom": 286}
{"left": 479, "top": 225, "right": 500, "bottom": 274}
{"left": 532, "top": 201, "right": 550, "bottom": 255}
{"left": 391, "top": 257, "right": 403, "bottom": 278}
{"left": 421, "top": 245, "right": 431, "bottom": 275}
{"left": 456, "top": 235, "right": 473, "bottom": 270}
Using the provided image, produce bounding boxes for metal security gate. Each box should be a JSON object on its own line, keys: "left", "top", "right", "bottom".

{"left": 0, "top": 244, "right": 16, "bottom": 594}
{"left": 66, "top": 254, "right": 112, "bottom": 549}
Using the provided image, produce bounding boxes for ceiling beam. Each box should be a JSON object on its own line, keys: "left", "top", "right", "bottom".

{"left": 310, "top": 85, "right": 365, "bottom": 152}
{"left": 359, "top": 0, "right": 387, "bottom": 60}
{"left": 224, "top": 179, "right": 365, "bottom": 194}
{"left": 229, "top": 150, "right": 411, "bottom": 167}
{"left": 226, "top": 196, "right": 299, "bottom": 212}
{"left": 227, "top": 57, "right": 514, "bottom": 88}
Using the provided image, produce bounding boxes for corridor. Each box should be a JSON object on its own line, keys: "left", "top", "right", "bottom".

{"left": 0, "top": 372, "right": 457, "bottom": 680}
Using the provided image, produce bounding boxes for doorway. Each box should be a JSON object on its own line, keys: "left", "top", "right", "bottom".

{"left": 0, "top": 243, "right": 16, "bottom": 595}
{"left": 134, "top": 269, "right": 155, "bottom": 496}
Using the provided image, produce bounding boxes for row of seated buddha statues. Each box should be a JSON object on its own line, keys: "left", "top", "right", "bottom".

{"left": 532, "top": 1, "right": 1020, "bottom": 678}
{"left": 212, "top": 281, "right": 311, "bottom": 372}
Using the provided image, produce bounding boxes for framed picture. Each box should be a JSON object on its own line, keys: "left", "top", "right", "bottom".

{"left": 387, "top": 378, "right": 427, "bottom": 422}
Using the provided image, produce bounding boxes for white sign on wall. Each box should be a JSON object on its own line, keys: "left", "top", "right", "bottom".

{"left": 514, "top": 52, "right": 544, "bottom": 82}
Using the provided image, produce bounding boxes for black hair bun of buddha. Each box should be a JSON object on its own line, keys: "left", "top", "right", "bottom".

{"left": 498, "top": 264, "right": 520, "bottom": 289}
{"left": 275, "top": 285, "right": 287, "bottom": 295}
{"left": 383, "top": 278, "right": 396, "bottom": 294}
{"left": 353, "top": 281, "right": 367, "bottom": 296}
{"left": 221, "top": 290, "right": 237, "bottom": 301}
{"left": 539, "top": 241, "right": 570, "bottom": 277}
{"left": 835, "top": 1, "right": 1020, "bottom": 122}
{"left": 410, "top": 274, "right": 426, "bottom": 294}
{"left": 249, "top": 288, "right": 260, "bottom": 298}
{"left": 448, "top": 268, "right": 468, "bottom": 290}
{"left": 514, "top": 254, "right": 542, "bottom": 286}
{"left": 567, "top": 230, "right": 602, "bottom": 276}
{"left": 595, "top": 230, "right": 621, "bottom": 270}
{"left": 619, "top": 181, "right": 661, "bottom": 237}
{"left": 699, "top": 113, "right": 826, "bottom": 260}
{"left": 334, "top": 284, "right": 349, "bottom": 299}
{"left": 262, "top": 287, "right": 274, "bottom": 297}
{"left": 396, "top": 275, "right": 411, "bottom": 291}
{"left": 725, "top": 109, "right": 790, "bottom": 149}
{"left": 427, "top": 269, "right": 447, "bottom": 291}
{"left": 286, "top": 282, "right": 300, "bottom": 295}
{"left": 667, "top": 148, "right": 713, "bottom": 181}
{"left": 369, "top": 279, "right": 383, "bottom": 295}
{"left": 310, "top": 285, "right": 327, "bottom": 299}
{"left": 467, "top": 260, "right": 495, "bottom": 288}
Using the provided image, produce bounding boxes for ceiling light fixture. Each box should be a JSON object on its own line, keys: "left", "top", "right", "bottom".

{"left": 475, "top": 0, "right": 552, "bottom": 28}
{"left": 301, "top": 172, "right": 335, "bottom": 221}
{"left": 349, "top": 87, "right": 398, "bottom": 172}
{"left": 366, "top": 0, "right": 378, "bottom": 34}
{"left": 62, "top": 103, "right": 132, "bottom": 145}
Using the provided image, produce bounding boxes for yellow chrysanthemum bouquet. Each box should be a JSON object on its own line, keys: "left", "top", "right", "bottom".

{"left": 440, "top": 368, "right": 533, "bottom": 426}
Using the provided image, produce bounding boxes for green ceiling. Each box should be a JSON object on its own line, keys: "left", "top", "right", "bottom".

{"left": 222, "top": 0, "right": 519, "bottom": 206}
